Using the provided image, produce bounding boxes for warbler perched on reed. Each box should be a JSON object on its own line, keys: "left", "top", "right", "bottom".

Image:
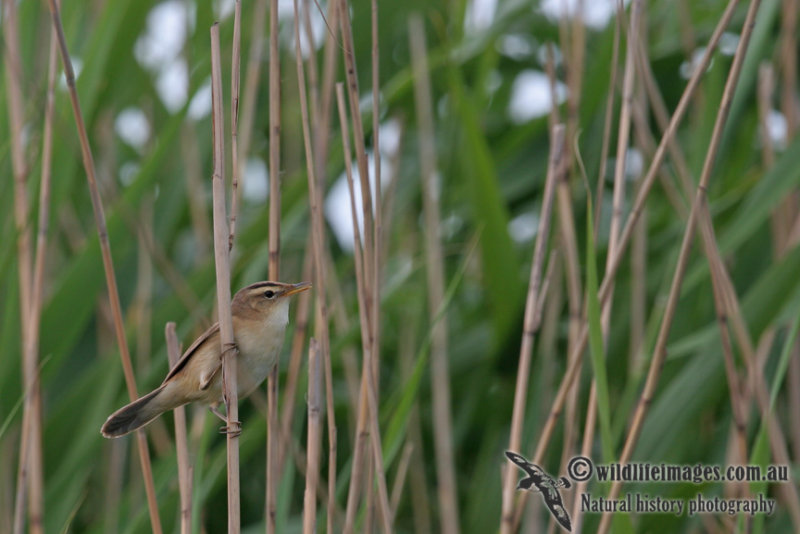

{"left": 101, "top": 281, "right": 311, "bottom": 438}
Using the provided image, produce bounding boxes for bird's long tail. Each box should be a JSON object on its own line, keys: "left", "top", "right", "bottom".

{"left": 101, "top": 385, "right": 169, "bottom": 438}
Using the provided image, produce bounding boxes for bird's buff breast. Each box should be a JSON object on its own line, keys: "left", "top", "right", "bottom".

{"left": 208, "top": 303, "right": 289, "bottom": 402}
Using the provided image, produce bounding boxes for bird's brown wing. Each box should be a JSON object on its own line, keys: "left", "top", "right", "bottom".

{"left": 163, "top": 322, "right": 221, "bottom": 386}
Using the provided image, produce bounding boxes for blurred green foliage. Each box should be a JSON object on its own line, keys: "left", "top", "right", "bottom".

{"left": 1, "top": 0, "right": 798, "bottom": 532}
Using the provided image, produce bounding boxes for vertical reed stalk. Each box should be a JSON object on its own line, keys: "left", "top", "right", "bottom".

{"left": 337, "top": 0, "right": 390, "bottom": 527}
{"left": 292, "top": 4, "right": 340, "bottom": 534}
{"left": 303, "top": 339, "right": 322, "bottom": 534}
{"left": 313, "top": 0, "right": 340, "bottom": 184}
{"left": 781, "top": 0, "right": 798, "bottom": 136}
{"left": 12, "top": 0, "right": 60, "bottom": 528}
{"left": 389, "top": 442, "right": 414, "bottom": 520}
{"left": 5, "top": 0, "right": 36, "bottom": 527}
{"left": 408, "top": 15, "right": 459, "bottom": 534}
{"left": 166, "top": 323, "right": 193, "bottom": 534}
{"left": 266, "top": 0, "right": 282, "bottom": 529}
{"left": 229, "top": 0, "right": 242, "bottom": 251}
{"left": 324, "top": 340, "right": 338, "bottom": 534}
{"left": 370, "top": 0, "right": 382, "bottom": 397}
{"left": 210, "top": 22, "right": 240, "bottom": 534}
{"left": 573, "top": 9, "right": 641, "bottom": 530}
{"left": 338, "top": 0, "right": 376, "bottom": 305}
{"left": 337, "top": 84, "right": 374, "bottom": 533}
{"left": 336, "top": 83, "right": 393, "bottom": 533}
{"left": 593, "top": 6, "right": 622, "bottom": 228}
{"left": 499, "top": 125, "right": 564, "bottom": 534}
{"left": 278, "top": 245, "right": 313, "bottom": 473}
{"left": 307, "top": 11, "right": 342, "bottom": 529}
{"left": 4, "top": 0, "right": 33, "bottom": 329}
{"left": 768, "top": 32, "right": 800, "bottom": 456}
{"left": 45, "top": 1, "right": 163, "bottom": 531}
{"left": 701, "top": 223, "right": 749, "bottom": 469}
{"left": 238, "top": 0, "right": 268, "bottom": 168}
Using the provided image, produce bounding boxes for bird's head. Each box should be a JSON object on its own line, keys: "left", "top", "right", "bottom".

{"left": 233, "top": 281, "right": 311, "bottom": 322}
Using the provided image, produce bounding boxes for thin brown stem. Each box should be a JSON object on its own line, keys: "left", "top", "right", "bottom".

{"left": 500, "top": 125, "right": 564, "bottom": 534}
{"left": 265, "top": 0, "right": 282, "bottom": 529}
{"left": 14, "top": 2, "right": 59, "bottom": 530}
{"left": 409, "top": 15, "right": 459, "bottom": 534}
{"left": 324, "top": 340, "right": 338, "bottom": 534}
{"left": 338, "top": 0, "right": 375, "bottom": 320}
{"left": 594, "top": 6, "right": 622, "bottom": 228}
{"left": 338, "top": 84, "right": 373, "bottom": 533}
{"left": 389, "top": 442, "right": 414, "bottom": 521}
{"left": 370, "top": 0, "right": 383, "bottom": 389}
{"left": 293, "top": 5, "right": 340, "bottom": 534}
{"left": 781, "top": 0, "right": 798, "bottom": 136}
{"left": 303, "top": 339, "right": 322, "bottom": 534}
{"left": 238, "top": 0, "right": 268, "bottom": 170}
{"left": 278, "top": 243, "right": 314, "bottom": 475}
{"left": 210, "top": 23, "right": 240, "bottom": 534}
{"left": 45, "top": 1, "right": 163, "bottom": 531}
{"left": 229, "top": 0, "right": 242, "bottom": 251}
{"left": 336, "top": 83, "right": 393, "bottom": 534}
{"left": 6, "top": 0, "right": 35, "bottom": 527}
{"left": 166, "top": 323, "right": 192, "bottom": 534}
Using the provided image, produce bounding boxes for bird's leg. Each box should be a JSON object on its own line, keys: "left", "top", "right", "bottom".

{"left": 209, "top": 403, "right": 228, "bottom": 422}
{"left": 210, "top": 403, "right": 242, "bottom": 437}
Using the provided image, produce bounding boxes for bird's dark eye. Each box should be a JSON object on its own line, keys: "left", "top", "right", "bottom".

{"left": 264, "top": 290, "right": 275, "bottom": 299}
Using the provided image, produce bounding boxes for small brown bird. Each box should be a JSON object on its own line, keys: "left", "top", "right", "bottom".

{"left": 101, "top": 281, "right": 311, "bottom": 438}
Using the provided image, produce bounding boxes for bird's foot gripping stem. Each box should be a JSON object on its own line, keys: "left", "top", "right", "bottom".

{"left": 209, "top": 405, "right": 242, "bottom": 437}
{"left": 219, "top": 420, "right": 242, "bottom": 437}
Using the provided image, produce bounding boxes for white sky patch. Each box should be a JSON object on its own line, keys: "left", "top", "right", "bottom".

{"left": 215, "top": 0, "right": 236, "bottom": 19}
{"left": 767, "top": 109, "right": 787, "bottom": 150}
{"left": 278, "top": 0, "right": 296, "bottom": 20}
{"left": 540, "top": 0, "right": 628, "bottom": 30}
{"left": 509, "top": 212, "right": 539, "bottom": 243}
{"left": 680, "top": 47, "right": 711, "bottom": 80}
{"left": 115, "top": 107, "right": 150, "bottom": 151}
{"left": 379, "top": 118, "right": 402, "bottom": 156}
{"left": 188, "top": 79, "right": 212, "bottom": 120}
{"left": 497, "top": 34, "right": 534, "bottom": 60}
{"left": 59, "top": 57, "right": 82, "bottom": 90}
{"left": 464, "top": 0, "right": 497, "bottom": 34}
{"left": 536, "top": 43, "right": 562, "bottom": 68}
{"left": 242, "top": 157, "right": 269, "bottom": 202}
{"left": 119, "top": 162, "right": 141, "bottom": 187}
{"left": 441, "top": 213, "right": 464, "bottom": 240}
{"left": 135, "top": 1, "right": 193, "bottom": 113}
{"left": 508, "top": 70, "right": 567, "bottom": 123}
{"left": 135, "top": 1, "right": 189, "bottom": 70}
{"left": 720, "top": 32, "right": 739, "bottom": 56}
{"left": 325, "top": 150, "right": 392, "bottom": 251}
{"left": 288, "top": 2, "right": 327, "bottom": 58}
{"left": 486, "top": 69, "right": 502, "bottom": 95}
{"left": 625, "top": 147, "right": 644, "bottom": 179}
{"left": 156, "top": 59, "right": 188, "bottom": 112}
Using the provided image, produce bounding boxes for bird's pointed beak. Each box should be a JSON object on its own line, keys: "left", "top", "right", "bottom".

{"left": 283, "top": 281, "right": 312, "bottom": 297}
